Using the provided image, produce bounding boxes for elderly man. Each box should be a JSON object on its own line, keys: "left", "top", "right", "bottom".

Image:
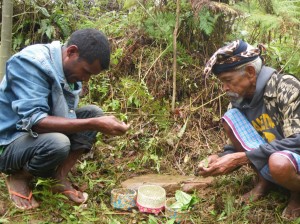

{"left": 0, "top": 29, "right": 130, "bottom": 210}
{"left": 198, "top": 40, "right": 300, "bottom": 219}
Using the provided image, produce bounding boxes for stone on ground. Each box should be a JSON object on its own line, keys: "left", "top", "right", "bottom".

{"left": 121, "top": 174, "right": 214, "bottom": 195}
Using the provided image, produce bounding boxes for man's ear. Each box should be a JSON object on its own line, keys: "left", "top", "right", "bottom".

{"left": 66, "top": 45, "right": 79, "bottom": 58}
{"left": 245, "top": 65, "right": 256, "bottom": 82}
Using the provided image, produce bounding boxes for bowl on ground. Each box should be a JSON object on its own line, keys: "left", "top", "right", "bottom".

{"left": 136, "top": 184, "right": 166, "bottom": 214}
{"left": 165, "top": 197, "right": 190, "bottom": 223}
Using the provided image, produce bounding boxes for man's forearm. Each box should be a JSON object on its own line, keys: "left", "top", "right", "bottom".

{"left": 32, "top": 116, "right": 96, "bottom": 134}
{"left": 233, "top": 152, "right": 251, "bottom": 166}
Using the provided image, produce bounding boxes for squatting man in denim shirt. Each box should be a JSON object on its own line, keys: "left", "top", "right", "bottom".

{"left": 0, "top": 29, "right": 130, "bottom": 210}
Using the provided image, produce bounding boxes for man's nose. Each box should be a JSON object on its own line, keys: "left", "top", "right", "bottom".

{"left": 222, "top": 83, "right": 230, "bottom": 92}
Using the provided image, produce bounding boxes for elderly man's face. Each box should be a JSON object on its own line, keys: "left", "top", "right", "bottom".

{"left": 218, "top": 67, "right": 257, "bottom": 103}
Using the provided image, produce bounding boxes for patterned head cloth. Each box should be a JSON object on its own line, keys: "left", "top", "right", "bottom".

{"left": 203, "top": 40, "right": 264, "bottom": 77}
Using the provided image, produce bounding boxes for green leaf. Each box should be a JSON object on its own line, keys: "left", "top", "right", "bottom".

{"left": 123, "top": 0, "right": 137, "bottom": 9}
{"left": 177, "top": 118, "right": 189, "bottom": 138}
{"left": 169, "top": 201, "right": 184, "bottom": 209}
{"left": 148, "top": 215, "right": 159, "bottom": 224}
{"left": 37, "top": 6, "right": 50, "bottom": 17}
{"left": 45, "top": 26, "right": 55, "bottom": 39}
{"left": 203, "top": 157, "right": 209, "bottom": 168}
{"left": 171, "top": 190, "right": 200, "bottom": 211}
{"left": 35, "top": 179, "right": 49, "bottom": 186}
{"left": 166, "top": 219, "right": 176, "bottom": 224}
{"left": 0, "top": 218, "right": 9, "bottom": 223}
{"left": 175, "top": 190, "right": 192, "bottom": 205}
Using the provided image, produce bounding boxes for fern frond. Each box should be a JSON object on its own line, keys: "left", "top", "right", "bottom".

{"left": 248, "top": 12, "right": 283, "bottom": 31}
{"left": 191, "top": 0, "right": 241, "bottom": 16}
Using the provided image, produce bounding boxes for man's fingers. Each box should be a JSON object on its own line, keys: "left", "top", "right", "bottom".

{"left": 198, "top": 162, "right": 204, "bottom": 168}
{"left": 195, "top": 166, "right": 212, "bottom": 177}
{"left": 114, "top": 123, "right": 130, "bottom": 135}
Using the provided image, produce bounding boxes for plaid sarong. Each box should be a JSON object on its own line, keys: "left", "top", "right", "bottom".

{"left": 222, "top": 108, "right": 266, "bottom": 151}
{"left": 223, "top": 108, "right": 300, "bottom": 175}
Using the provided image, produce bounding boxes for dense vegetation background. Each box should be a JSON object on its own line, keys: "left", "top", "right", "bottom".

{"left": 0, "top": 0, "right": 299, "bottom": 223}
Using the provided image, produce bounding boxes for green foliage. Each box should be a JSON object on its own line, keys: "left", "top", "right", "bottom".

{"left": 120, "top": 78, "right": 152, "bottom": 106}
{"left": 196, "top": 8, "right": 220, "bottom": 36}
{"left": 232, "top": 0, "right": 300, "bottom": 76}
{"left": 176, "top": 42, "right": 194, "bottom": 66}
{"left": 111, "top": 48, "right": 124, "bottom": 65}
{"left": 38, "top": 19, "right": 55, "bottom": 39}
{"left": 170, "top": 190, "right": 199, "bottom": 211}
{"left": 118, "top": 78, "right": 170, "bottom": 129}
{"left": 143, "top": 11, "right": 176, "bottom": 43}
{"left": 127, "top": 136, "right": 163, "bottom": 172}
{"left": 12, "top": 0, "right": 76, "bottom": 51}
{"left": 233, "top": 0, "right": 300, "bottom": 40}
{"left": 81, "top": 10, "right": 131, "bottom": 37}
{"left": 148, "top": 215, "right": 176, "bottom": 224}
{"left": 0, "top": 218, "right": 9, "bottom": 223}
{"left": 266, "top": 41, "right": 300, "bottom": 76}
{"left": 83, "top": 74, "right": 111, "bottom": 105}
{"left": 51, "top": 8, "right": 72, "bottom": 38}
{"left": 123, "top": 0, "right": 138, "bottom": 10}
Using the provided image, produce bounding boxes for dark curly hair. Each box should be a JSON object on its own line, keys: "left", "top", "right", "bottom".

{"left": 67, "top": 29, "right": 110, "bottom": 70}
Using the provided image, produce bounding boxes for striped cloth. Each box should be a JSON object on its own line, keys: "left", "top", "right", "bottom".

{"left": 222, "top": 108, "right": 266, "bottom": 151}
{"left": 223, "top": 108, "right": 299, "bottom": 175}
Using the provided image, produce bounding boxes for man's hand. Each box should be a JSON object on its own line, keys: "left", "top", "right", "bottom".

{"left": 198, "top": 154, "right": 219, "bottom": 169}
{"left": 196, "top": 152, "right": 249, "bottom": 177}
{"left": 93, "top": 116, "right": 130, "bottom": 136}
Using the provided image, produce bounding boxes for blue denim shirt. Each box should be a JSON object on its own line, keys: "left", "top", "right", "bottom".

{"left": 0, "top": 41, "right": 82, "bottom": 146}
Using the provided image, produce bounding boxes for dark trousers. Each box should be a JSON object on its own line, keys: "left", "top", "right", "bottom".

{"left": 0, "top": 105, "right": 103, "bottom": 178}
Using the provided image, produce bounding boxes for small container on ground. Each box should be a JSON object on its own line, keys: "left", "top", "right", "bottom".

{"left": 110, "top": 188, "right": 137, "bottom": 211}
{"left": 136, "top": 184, "right": 166, "bottom": 215}
{"left": 165, "top": 197, "right": 190, "bottom": 223}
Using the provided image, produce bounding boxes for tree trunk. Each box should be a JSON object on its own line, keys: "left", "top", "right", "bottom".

{"left": 0, "top": 0, "right": 13, "bottom": 81}
{"left": 171, "top": 0, "right": 180, "bottom": 111}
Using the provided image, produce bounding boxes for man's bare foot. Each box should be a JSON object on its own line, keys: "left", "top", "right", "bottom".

{"left": 52, "top": 149, "right": 87, "bottom": 204}
{"left": 282, "top": 192, "right": 300, "bottom": 220}
{"left": 241, "top": 177, "right": 273, "bottom": 203}
{"left": 6, "top": 172, "right": 39, "bottom": 210}
{"left": 52, "top": 149, "right": 88, "bottom": 204}
{"left": 52, "top": 179, "right": 88, "bottom": 204}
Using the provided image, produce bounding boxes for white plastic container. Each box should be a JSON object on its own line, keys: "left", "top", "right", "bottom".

{"left": 136, "top": 184, "right": 166, "bottom": 214}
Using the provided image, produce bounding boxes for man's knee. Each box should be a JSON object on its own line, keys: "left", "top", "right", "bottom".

{"left": 269, "top": 153, "right": 295, "bottom": 181}
{"left": 36, "top": 133, "right": 70, "bottom": 160}
{"left": 45, "top": 133, "right": 71, "bottom": 152}
{"left": 76, "top": 105, "right": 104, "bottom": 119}
{"left": 26, "top": 133, "right": 71, "bottom": 177}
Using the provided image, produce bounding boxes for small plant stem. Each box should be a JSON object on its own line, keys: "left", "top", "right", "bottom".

{"left": 142, "top": 44, "right": 171, "bottom": 81}
{"left": 190, "top": 92, "right": 226, "bottom": 112}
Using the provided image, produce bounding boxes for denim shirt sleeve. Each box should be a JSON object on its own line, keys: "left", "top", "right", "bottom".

{"left": 7, "top": 53, "right": 51, "bottom": 132}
